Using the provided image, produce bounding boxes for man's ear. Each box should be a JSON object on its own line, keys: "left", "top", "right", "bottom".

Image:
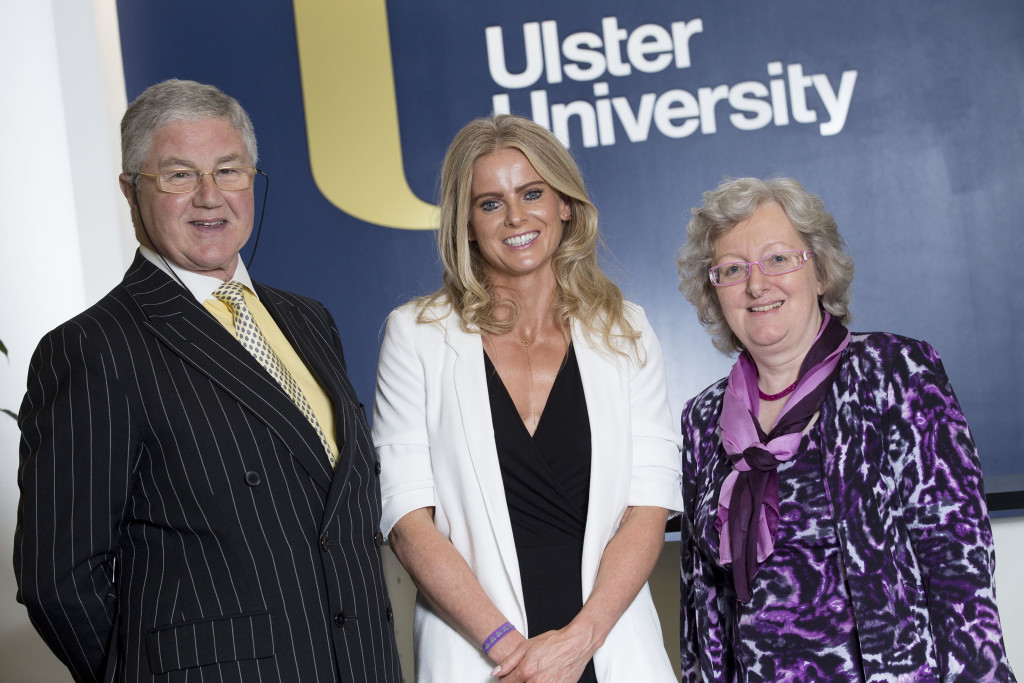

{"left": 119, "top": 173, "right": 137, "bottom": 209}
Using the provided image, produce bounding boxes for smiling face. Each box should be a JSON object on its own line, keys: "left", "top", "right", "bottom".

{"left": 467, "top": 148, "right": 570, "bottom": 287}
{"left": 713, "top": 201, "right": 824, "bottom": 364}
{"left": 119, "top": 117, "right": 254, "bottom": 281}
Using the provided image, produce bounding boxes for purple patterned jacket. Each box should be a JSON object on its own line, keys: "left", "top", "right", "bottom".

{"left": 680, "top": 332, "right": 1016, "bottom": 682}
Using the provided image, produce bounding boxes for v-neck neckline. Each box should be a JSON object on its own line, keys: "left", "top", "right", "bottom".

{"left": 484, "top": 342, "right": 574, "bottom": 439}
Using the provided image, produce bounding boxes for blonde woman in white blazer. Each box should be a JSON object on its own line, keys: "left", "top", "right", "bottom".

{"left": 372, "top": 114, "right": 682, "bottom": 683}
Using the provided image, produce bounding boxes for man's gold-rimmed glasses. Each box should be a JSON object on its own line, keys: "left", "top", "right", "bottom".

{"left": 137, "top": 166, "right": 257, "bottom": 193}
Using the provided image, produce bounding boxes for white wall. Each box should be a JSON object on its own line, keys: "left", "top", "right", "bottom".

{"left": 0, "top": 1, "right": 127, "bottom": 681}
{"left": 0, "top": 2, "right": 1019, "bottom": 680}
{"left": 993, "top": 517, "right": 1024, "bottom": 664}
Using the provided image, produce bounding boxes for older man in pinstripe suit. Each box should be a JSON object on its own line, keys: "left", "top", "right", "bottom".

{"left": 14, "top": 79, "right": 403, "bottom": 683}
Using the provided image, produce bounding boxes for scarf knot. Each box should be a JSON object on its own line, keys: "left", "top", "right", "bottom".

{"left": 730, "top": 445, "right": 779, "bottom": 473}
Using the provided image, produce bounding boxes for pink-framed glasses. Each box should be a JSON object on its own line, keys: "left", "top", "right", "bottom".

{"left": 709, "top": 250, "right": 813, "bottom": 286}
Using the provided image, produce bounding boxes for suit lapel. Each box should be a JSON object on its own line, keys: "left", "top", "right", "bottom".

{"left": 256, "top": 286, "right": 361, "bottom": 521}
{"left": 445, "top": 319, "right": 526, "bottom": 613}
{"left": 124, "top": 257, "right": 334, "bottom": 492}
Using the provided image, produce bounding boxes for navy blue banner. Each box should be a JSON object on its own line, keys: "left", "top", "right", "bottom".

{"left": 117, "top": 1, "right": 1024, "bottom": 484}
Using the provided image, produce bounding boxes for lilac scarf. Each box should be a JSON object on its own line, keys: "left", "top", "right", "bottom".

{"left": 716, "top": 312, "right": 850, "bottom": 603}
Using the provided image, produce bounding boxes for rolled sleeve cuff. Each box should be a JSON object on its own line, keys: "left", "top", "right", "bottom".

{"left": 628, "top": 436, "right": 684, "bottom": 515}
{"left": 378, "top": 443, "right": 436, "bottom": 538}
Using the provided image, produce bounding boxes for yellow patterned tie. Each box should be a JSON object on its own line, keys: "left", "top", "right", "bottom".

{"left": 213, "top": 281, "right": 336, "bottom": 467}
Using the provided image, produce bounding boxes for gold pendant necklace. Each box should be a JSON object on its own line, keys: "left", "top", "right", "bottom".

{"left": 513, "top": 330, "right": 537, "bottom": 427}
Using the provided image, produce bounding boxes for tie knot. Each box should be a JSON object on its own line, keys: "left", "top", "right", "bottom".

{"left": 213, "top": 280, "right": 246, "bottom": 308}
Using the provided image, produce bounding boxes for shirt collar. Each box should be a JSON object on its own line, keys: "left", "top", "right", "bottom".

{"left": 139, "top": 245, "right": 257, "bottom": 304}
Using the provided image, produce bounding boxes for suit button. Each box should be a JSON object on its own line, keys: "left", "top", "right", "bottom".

{"left": 374, "top": 460, "right": 382, "bottom": 475}
{"left": 334, "top": 611, "right": 348, "bottom": 627}
{"left": 244, "top": 471, "right": 261, "bottom": 486}
{"left": 374, "top": 531, "right": 384, "bottom": 547}
{"left": 320, "top": 533, "right": 329, "bottom": 552}
{"left": 386, "top": 607, "right": 393, "bottom": 623}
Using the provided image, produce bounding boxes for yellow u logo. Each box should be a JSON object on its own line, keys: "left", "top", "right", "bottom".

{"left": 294, "top": 0, "right": 437, "bottom": 230}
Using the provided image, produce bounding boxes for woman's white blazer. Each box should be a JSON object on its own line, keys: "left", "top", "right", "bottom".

{"left": 373, "top": 300, "right": 683, "bottom": 682}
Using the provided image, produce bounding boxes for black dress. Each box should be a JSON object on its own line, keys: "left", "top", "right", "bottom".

{"left": 484, "top": 344, "right": 599, "bottom": 683}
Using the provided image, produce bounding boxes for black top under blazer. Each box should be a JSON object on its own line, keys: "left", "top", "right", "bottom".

{"left": 14, "top": 254, "right": 402, "bottom": 683}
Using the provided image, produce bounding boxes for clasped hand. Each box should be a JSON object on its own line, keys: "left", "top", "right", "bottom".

{"left": 488, "top": 624, "right": 598, "bottom": 683}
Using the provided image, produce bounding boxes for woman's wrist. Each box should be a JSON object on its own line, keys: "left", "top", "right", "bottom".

{"left": 486, "top": 628, "right": 525, "bottom": 663}
{"left": 482, "top": 621, "right": 516, "bottom": 655}
{"left": 564, "top": 610, "right": 608, "bottom": 655}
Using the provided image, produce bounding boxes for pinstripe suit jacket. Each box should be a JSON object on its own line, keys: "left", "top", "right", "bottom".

{"left": 14, "top": 254, "right": 403, "bottom": 683}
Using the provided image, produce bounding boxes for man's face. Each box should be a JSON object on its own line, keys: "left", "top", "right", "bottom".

{"left": 120, "top": 117, "right": 254, "bottom": 281}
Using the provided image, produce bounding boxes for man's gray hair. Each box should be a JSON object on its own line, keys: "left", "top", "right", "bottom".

{"left": 121, "top": 79, "right": 258, "bottom": 188}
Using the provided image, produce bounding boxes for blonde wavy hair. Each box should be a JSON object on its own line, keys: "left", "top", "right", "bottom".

{"left": 676, "top": 176, "right": 855, "bottom": 355}
{"left": 419, "top": 114, "right": 640, "bottom": 359}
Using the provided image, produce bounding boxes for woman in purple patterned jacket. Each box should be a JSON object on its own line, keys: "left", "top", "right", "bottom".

{"left": 675, "top": 176, "right": 1016, "bottom": 682}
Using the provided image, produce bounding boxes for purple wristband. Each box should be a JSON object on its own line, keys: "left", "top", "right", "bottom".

{"left": 482, "top": 621, "right": 516, "bottom": 654}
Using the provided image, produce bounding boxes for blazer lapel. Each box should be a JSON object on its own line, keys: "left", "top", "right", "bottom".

{"left": 125, "top": 258, "right": 334, "bottom": 492}
{"left": 816, "top": 350, "right": 901, "bottom": 669}
{"left": 445, "top": 319, "right": 526, "bottom": 613}
{"left": 571, "top": 322, "right": 632, "bottom": 580}
{"left": 256, "top": 286, "right": 360, "bottom": 520}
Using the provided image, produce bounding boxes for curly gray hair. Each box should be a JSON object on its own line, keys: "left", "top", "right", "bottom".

{"left": 676, "top": 177, "right": 854, "bottom": 354}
